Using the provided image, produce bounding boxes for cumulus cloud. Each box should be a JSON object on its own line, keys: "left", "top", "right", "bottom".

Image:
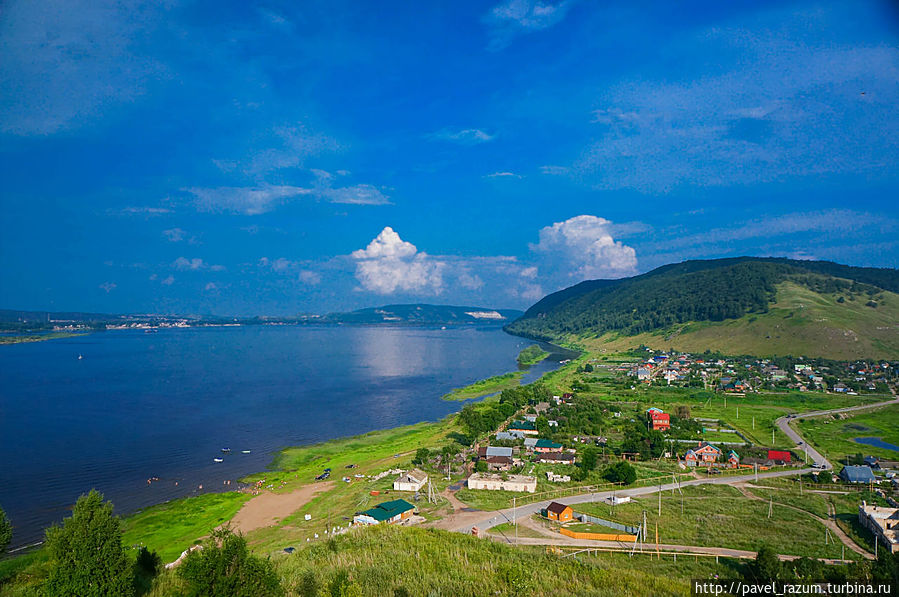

{"left": 160, "top": 275, "right": 175, "bottom": 286}
{"left": 259, "top": 257, "right": 294, "bottom": 272}
{"left": 531, "top": 215, "right": 638, "bottom": 279}
{"left": 351, "top": 227, "right": 445, "bottom": 295}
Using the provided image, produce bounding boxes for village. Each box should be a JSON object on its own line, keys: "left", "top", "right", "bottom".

{"left": 294, "top": 349, "right": 899, "bottom": 564}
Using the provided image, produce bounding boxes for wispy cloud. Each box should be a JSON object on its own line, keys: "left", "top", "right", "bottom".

{"left": 110, "top": 206, "right": 173, "bottom": 217}
{"left": 187, "top": 185, "right": 313, "bottom": 215}
{"left": 99, "top": 281, "right": 117, "bottom": 293}
{"left": 172, "top": 257, "right": 225, "bottom": 272}
{"left": 162, "top": 228, "right": 186, "bottom": 242}
{"left": 485, "top": 171, "right": 523, "bottom": 179}
{"left": 428, "top": 128, "right": 495, "bottom": 145}
{"left": 484, "top": 0, "right": 576, "bottom": 49}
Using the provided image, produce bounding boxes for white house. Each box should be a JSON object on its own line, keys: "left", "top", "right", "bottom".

{"left": 467, "top": 473, "right": 536, "bottom": 493}
{"left": 393, "top": 469, "right": 428, "bottom": 492}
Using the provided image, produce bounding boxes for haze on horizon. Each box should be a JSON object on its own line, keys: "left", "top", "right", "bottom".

{"left": 1, "top": 0, "right": 898, "bottom": 317}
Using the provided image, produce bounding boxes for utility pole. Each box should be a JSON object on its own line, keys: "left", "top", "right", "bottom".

{"left": 768, "top": 497, "right": 773, "bottom": 519}
{"left": 658, "top": 483, "right": 662, "bottom": 516}
{"left": 772, "top": 428, "right": 775, "bottom": 446}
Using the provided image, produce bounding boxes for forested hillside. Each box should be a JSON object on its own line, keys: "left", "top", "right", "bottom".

{"left": 505, "top": 258, "right": 899, "bottom": 355}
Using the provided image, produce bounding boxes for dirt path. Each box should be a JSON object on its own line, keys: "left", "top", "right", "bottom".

{"left": 229, "top": 482, "right": 334, "bottom": 534}
{"left": 734, "top": 482, "right": 872, "bottom": 559}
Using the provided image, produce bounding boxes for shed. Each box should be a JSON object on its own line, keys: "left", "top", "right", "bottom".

{"left": 544, "top": 501, "right": 574, "bottom": 522}
{"left": 393, "top": 470, "right": 428, "bottom": 492}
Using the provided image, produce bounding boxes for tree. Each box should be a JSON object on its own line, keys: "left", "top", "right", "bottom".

{"left": 747, "top": 544, "right": 782, "bottom": 581}
{"left": 603, "top": 461, "right": 636, "bottom": 485}
{"left": 412, "top": 448, "right": 430, "bottom": 466}
{"left": 45, "top": 490, "right": 133, "bottom": 597}
{"left": 0, "top": 505, "right": 11, "bottom": 555}
{"left": 580, "top": 446, "right": 598, "bottom": 473}
{"left": 178, "top": 528, "right": 282, "bottom": 596}
{"left": 475, "top": 459, "right": 488, "bottom": 473}
{"left": 132, "top": 547, "right": 161, "bottom": 596}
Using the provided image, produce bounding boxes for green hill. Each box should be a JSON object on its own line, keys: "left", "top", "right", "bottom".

{"left": 505, "top": 258, "right": 899, "bottom": 359}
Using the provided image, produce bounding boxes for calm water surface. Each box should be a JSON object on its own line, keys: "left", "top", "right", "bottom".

{"left": 853, "top": 436, "right": 899, "bottom": 452}
{"left": 0, "top": 325, "right": 569, "bottom": 547}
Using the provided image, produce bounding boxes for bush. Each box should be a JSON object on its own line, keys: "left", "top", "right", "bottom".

{"left": 603, "top": 461, "right": 637, "bottom": 485}
{"left": 44, "top": 490, "right": 134, "bottom": 597}
{"left": 0, "top": 505, "right": 11, "bottom": 554}
{"left": 178, "top": 528, "right": 282, "bottom": 596}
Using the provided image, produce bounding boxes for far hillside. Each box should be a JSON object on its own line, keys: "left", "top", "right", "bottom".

{"left": 505, "top": 257, "right": 899, "bottom": 359}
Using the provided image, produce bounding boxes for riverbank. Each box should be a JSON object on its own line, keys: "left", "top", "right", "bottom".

{"left": 0, "top": 332, "right": 87, "bottom": 345}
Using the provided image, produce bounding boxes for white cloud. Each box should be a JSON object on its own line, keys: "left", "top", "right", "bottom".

{"left": 204, "top": 282, "right": 218, "bottom": 291}
{"left": 458, "top": 272, "right": 484, "bottom": 290}
{"left": 187, "top": 185, "right": 313, "bottom": 215}
{"left": 160, "top": 275, "right": 175, "bottom": 286}
{"left": 485, "top": 171, "right": 522, "bottom": 179}
{"left": 299, "top": 270, "right": 322, "bottom": 285}
{"left": 99, "top": 281, "right": 116, "bottom": 293}
{"left": 428, "top": 128, "right": 495, "bottom": 144}
{"left": 539, "top": 165, "right": 570, "bottom": 176}
{"left": 162, "top": 228, "right": 186, "bottom": 242}
{"left": 111, "top": 206, "right": 172, "bottom": 216}
{"left": 259, "top": 257, "right": 294, "bottom": 272}
{"left": 172, "top": 257, "right": 224, "bottom": 272}
{"left": 485, "top": 0, "right": 576, "bottom": 49}
{"left": 319, "top": 184, "right": 390, "bottom": 205}
{"left": 532, "top": 215, "right": 638, "bottom": 279}
{"left": 351, "top": 227, "right": 445, "bottom": 295}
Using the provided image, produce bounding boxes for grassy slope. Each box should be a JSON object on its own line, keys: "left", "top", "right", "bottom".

{"left": 580, "top": 282, "right": 899, "bottom": 359}
{"left": 0, "top": 332, "right": 86, "bottom": 345}
{"left": 796, "top": 404, "right": 899, "bottom": 463}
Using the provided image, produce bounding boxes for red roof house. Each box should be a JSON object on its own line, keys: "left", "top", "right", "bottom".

{"left": 767, "top": 450, "right": 791, "bottom": 464}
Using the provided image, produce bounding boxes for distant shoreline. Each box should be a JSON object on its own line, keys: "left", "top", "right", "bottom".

{"left": 0, "top": 331, "right": 88, "bottom": 345}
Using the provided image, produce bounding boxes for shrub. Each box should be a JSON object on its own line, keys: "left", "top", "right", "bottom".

{"left": 178, "top": 528, "right": 282, "bottom": 596}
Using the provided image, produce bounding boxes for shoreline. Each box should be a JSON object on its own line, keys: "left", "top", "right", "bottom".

{"left": 0, "top": 331, "right": 88, "bottom": 345}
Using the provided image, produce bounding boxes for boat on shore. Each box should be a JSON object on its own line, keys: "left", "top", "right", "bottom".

{"left": 213, "top": 458, "right": 224, "bottom": 463}
{"left": 221, "top": 448, "right": 231, "bottom": 453}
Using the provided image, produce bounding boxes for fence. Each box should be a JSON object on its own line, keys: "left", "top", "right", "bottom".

{"left": 560, "top": 528, "right": 636, "bottom": 542}
{"left": 511, "top": 472, "right": 695, "bottom": 508}
{"left": 575, "top": 513, "right": 640, "bottom": 535}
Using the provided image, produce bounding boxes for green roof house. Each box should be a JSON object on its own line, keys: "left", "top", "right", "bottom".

{"left": 353, "top": 499, "right": 415, "bottom": 526}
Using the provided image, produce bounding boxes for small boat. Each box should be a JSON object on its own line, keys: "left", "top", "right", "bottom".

{"left": 213, "top": 458, "right": 224, "bottom": 463}
{"left": 77, "top": 354, "right": 83, "bottom": 360}
{"left": 221, "top": 448, "right": 231, "bottom": 453}
{"left": 241, "top": 450, "right": 251, "bottom": 454}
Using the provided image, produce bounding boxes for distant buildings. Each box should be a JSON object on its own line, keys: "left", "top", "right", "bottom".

{"left": 508, "top": 420, "right": 538, "bottom": 436}
{"left": 646, "top": 408, "right": 670, "bottom": 431}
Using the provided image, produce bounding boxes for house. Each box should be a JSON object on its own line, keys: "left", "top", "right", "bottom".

{"left": 477, "top": 446, "right": 515, "bottom": 471}
{"left": 858, "top": 502, "right": 899, "bottom": 553}
{"left": 684, "top": 442, "right": 722, "bottom": 466}
{"left": 467, "top": 473, "right": 536, "bottom": 493}
{"left": 647, "top": 409, "right": 670, "bottom": 431}
{"left": 636, "top": 368, "right": 652, "bottom": 381}
{"left": 353, "top": 499, "right": 415, "bottom": 526}
{"left": 864, "top": 456, "right": 880, "bottom": 469}
{"left": 523, "top": 414, "right": 538, "bottom": 423}
{"left": 393, "top": 469, "right": 428, "bottom": 492}
{"left": 508, "top": 420, "right": 539, "bottom": 436}
{"left": 834, "top": 383, "right": 849, "bottom": 393}
{"left": 534, "top": 401, "right": 550, "bottom": 414}
{"left": 543, "top": 501, "right": 574, "bottom": 522}
{"left": 548, "top": 420, "right": 558, "bottom": 427}
{"left": 537, "top": 452, "right": 576, "bottom": 465}
{"left": 495, "top": 431, "right": 520, "bottom": 441}
{"left": 534, "top": 439, "right": 563, "bottom": 453}
{"left": 839, "top": 465, "right": 877, "bottom": 484}
{"left": 523, "top": 437, "right": 539, "bottom": 450}
{"left": 767, "top": 450, "right": 792, "bottom": 464}
{"left": 727, "top": 450, "right": 740, "bottom": 468}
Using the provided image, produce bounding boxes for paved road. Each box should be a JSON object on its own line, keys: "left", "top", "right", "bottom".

{"left": 774, "top": 396, "right": 899, "bottom": 470}
{"left": 455, "top": 396, "right": 899, "bottom": 537}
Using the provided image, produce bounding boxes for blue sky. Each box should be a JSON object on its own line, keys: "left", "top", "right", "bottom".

{"left": 1, "top": 0, "right": 898, "bottom": 315}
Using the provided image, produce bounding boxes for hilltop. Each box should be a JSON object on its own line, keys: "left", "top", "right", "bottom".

{"left": 322, "top": 304, "right": 522, "bottom": 325}
{"left": 505, "top": 257, "right": 899, "bottom": 359}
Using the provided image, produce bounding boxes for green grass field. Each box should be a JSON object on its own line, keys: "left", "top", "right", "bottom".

{"left": 796, "top": 404, "right": 899, "bottom": 463}
{"left": 442, "top": 371, "right": 523, "bottom": 401}
{"left": 574, "top": 484, "right": 855, "bottom": 560}
{"left": 121, "top": 492, "right": 252, "bottom": 562}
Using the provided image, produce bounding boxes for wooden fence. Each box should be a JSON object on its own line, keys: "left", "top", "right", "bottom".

{"left": 559, "top": 528, "right": 636, "bottom": 542}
